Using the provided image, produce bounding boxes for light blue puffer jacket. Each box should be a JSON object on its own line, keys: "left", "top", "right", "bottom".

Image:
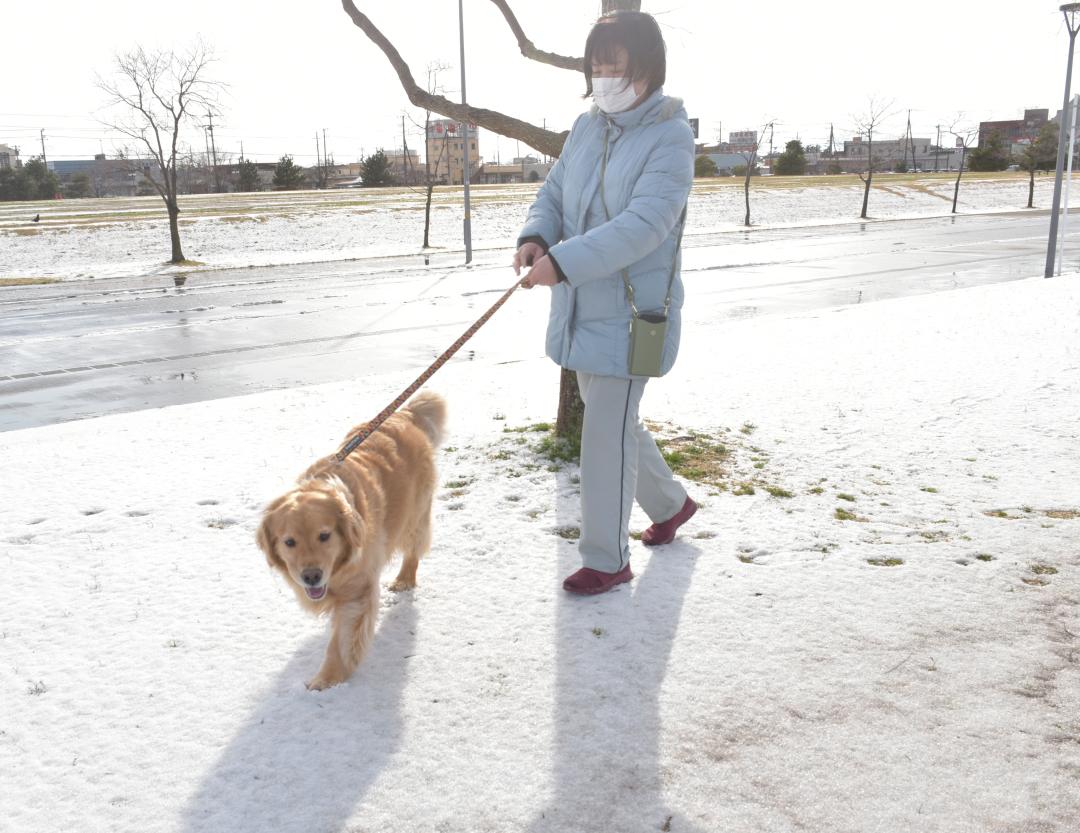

{"left": 518, "top": 88, "right": 694, "bottom": 378}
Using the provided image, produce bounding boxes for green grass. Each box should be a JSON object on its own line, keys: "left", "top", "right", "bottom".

{"left": 835, "top": 507, "right": 859, "bottom": 521}
{"left": 867, "top": 558, "right": 904, "bottom": 567}
{"left": 765, "top": 485, "right": 794, "bottom": 498}
{"left": 837, "top": 493, "right": 856, "bottom": 502}
{"left": 975, "top": 554, "right": 995, "bottom": 562}
{"left": 733, "top": 483, "right": 756, "bottom": 496}
{"left": 1031, "top": 564, "right": 1058, "bottom": 576}
{"left": 921, "top": 486, "right": 939, "bottom": 494}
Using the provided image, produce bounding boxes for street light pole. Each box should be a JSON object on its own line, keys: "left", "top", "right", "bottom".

{"left": 1045, "top": 3, "right": 1080, "bottom": 278}
{"left": 458, "top": 0, "right": 473, "bottom": 265}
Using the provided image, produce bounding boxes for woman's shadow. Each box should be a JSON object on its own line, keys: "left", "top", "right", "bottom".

{"left": 179, "top": 597, "right": 416, "bottom": 833}
{"left": 529, "top": 478, "right": 710, "bottom": 833}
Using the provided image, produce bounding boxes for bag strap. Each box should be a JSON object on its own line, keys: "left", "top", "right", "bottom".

{"left": 599, "top": 123, "right": 688, "bottom": 318}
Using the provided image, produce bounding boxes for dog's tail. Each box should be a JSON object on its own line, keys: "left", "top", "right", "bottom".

{"left": 403, "top": 390, "right": 447, "bottom": 448}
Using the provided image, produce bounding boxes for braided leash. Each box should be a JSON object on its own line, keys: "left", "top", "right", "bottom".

{"left": 334, "top": 277, "right": 524, "bottom": 464}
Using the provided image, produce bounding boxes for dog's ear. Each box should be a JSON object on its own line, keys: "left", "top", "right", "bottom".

{"left": 326, "top": 478, "right": 365, "bottom": 554}
{"left": 256, "top": 499, "right": 287, "bottom": 570}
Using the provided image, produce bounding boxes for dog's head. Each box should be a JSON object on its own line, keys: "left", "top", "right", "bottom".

{"left": 256, "top": 477, "right": 364, "bottom": 603}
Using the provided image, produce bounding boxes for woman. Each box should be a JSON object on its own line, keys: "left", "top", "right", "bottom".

{"left": 514, "top": 10, "right": 697, "bottom": 596}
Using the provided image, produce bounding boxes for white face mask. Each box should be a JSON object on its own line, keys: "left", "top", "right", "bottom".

{"left": 592, "top": 76, "right": 640, "bottom": 114}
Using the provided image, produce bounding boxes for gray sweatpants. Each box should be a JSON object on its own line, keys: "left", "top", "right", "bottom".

{"left": 576, "top": 371, "right": 688, "bottom": 573}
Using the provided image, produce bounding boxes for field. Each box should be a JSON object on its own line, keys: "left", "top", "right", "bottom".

{"left": 0, "top": 172, "right": 1069, "bottom": 282}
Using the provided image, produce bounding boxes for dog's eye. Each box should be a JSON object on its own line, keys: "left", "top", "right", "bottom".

{"left": 284, "top": 538, "right": 296, "bottom": 548}
{"left": 319, "top": 531, "right": 331, "bottom": 542}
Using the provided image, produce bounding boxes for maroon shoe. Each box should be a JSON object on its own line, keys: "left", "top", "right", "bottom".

{"left": 640, "top": 497, "right": 698, "bottom": 547}
{"left": 562, "top": 564, "right": 633, "bottom": 596}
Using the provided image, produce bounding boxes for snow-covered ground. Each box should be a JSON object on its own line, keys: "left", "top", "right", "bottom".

{"left": 0, "top": 174, "right": 1067, "bottom": 281}
{"left": 2, "top": 262, "right": 1078, "bottom": 832}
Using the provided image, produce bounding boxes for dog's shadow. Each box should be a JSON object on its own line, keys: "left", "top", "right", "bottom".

{"left": 179, "top": 599, "right": 416, "bottom": 833}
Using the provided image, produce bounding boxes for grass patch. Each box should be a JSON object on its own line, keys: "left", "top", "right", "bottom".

{"left": 835, "top": 507, "right": 859, "bottom": 521}
{"left": 983, "top": 509, "right": 1012, "bottom": 519}
{"left": 733, "top": 483, "right": 756, "bottom": 496}
{"left": 0, "top": 276, "right": 60, "bottom": 286}
{"left": 867, "top": 558, "right": 904, "bottom": 567}
{"left": 655, "top": 432, "right": 731, "bottom": 489}
{"left": 765, "top": 485, "right": 794, "bottom": 498}
{"left": 535, "top": 432, "right": 580, "bottom": 465}
{"left": 740, "top": 422, "right": 757, "bottom": 435}
{"left": 13, "top": 228, "right": 40, "bottom": 236}
{"left": 553, "top": 525, "right": 580, "bottom": 541}
{"left": 1045, "top": 508, "right": 1080, "bottom": 520}
{"left": 503, "top": 422, "right": 552, "bottom": 434}
{"left": 1031, "top": 564, "right": 1058, "bottom": 576}
{"left": 1022, "top": 577, "right": 1049, "bottom": 587}
{"left": 920, "top": 486, "right": 939, "bottom": 493}
{"left": 808, "top": 486, "right": 825, "bottom": 495}
{"left": 918, "top": 530, "right": 949, "bottom": 542}
{"left": 837, "top": 493, "right": 856, "bottom": 502}
{"left": 975, "top": 553, "right": 995, "bottom": 562}
{"left": 170, "top": 259, "right": 205, "bottom": 267}
{"left": 444, "top": 477, "right": 474, "bottom": 489}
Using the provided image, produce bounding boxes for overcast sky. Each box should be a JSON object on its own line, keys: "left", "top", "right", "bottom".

{"left": 3, "top": 1, "right": 1076, "bottom": 167}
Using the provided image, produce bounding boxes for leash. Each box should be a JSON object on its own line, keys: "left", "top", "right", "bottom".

{"left": 334, "top": 277, "right": 523, "bottom": 464}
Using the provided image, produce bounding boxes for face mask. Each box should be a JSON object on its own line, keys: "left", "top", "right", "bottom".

{"left": 592, "top": 76, "right": 640, "bottom": 114}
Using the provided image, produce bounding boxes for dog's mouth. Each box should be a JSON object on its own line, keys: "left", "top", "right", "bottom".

{"left": 304, "top": 584, "right": 328, "bottom": 601}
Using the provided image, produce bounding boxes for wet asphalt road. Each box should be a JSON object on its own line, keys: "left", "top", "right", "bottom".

{"left": 0, "top": 210, "right": 1067, "bottom": 432}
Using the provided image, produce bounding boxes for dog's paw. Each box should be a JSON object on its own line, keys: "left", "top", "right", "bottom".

{"left": 306, "top": 673, "right": 344, "bottom": 691}
{"left": 388, "top": 578, "right": 417, "bottom": 593}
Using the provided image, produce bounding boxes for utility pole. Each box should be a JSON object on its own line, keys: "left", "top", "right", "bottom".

{"left": 203, "top": 128, "right": 212, "bottom": 191}
{"left": 39, "top": 129, "right": 48, "bottom": 170}
{"left": 935, "top": 124, "right": 941, "bottom": 173}
{"left": 906, "top": 110, "right": 916, "bottom": 172}
{"left": 827, "top": 123, "right": 835, "bottom": 157}
{"left": 323, "top": 128, "right": 329, "bottom": 186}
{"left": 768, "top": 123, "right": 774, "bottom": 162}
{"left": 315, "top": 132, "right": 322, "bottom": 188}
{"left": 458, "top": 0, "right": 473, "bottom": 264}
{"left": 206, "top": 111, "right": 220, "bottom": 192}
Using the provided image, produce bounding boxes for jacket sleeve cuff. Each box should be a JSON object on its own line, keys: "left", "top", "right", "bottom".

{"left": 516, "top": 234, "right": 550, "bottom": 253}
{"left": 547, "top": 251, "right": 568, "bottom": 283}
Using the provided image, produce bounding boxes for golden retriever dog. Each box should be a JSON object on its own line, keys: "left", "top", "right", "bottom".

{"left": 256, "top": 391, "right": 446, "bottom": 690}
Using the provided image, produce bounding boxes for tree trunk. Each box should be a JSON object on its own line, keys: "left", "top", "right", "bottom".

{"left": 860, "top": 173, "right": 871, "bottom": 219}
{"left": 743, "top": 168, "right": 752, "bottom": 226}
{"left": 555, "top": 367, "right": 584, "bottom": 443}
{"left": 423, "top": 184, "right": 434, "bottom": 248}
{"left": 952, "top": 147, "right": 965, "bottom": 214}
{"left": 167, "top": 200, "right": 185, "bottom": 263}
{"left": 1028, "top": 170, "right": 1035, "bottom": 209}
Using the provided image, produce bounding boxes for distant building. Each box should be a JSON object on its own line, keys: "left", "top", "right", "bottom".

{"left": 0, "top": 144, "right": 19, "bottom": 169}
{"left": 425, "top": 119, "right": 481, "bottom": 185}
{"left": 384, "top": 149, "right": 422, "bottom": 185}
{"left": 477, "top": 156, "right": 552, "bottom": 184}
{"left": 834, "top": 136, "right": 963, "bottom": 172}
{"left": 50, "top": 154, "right": 155, "bottom": 196}
{"left": 979, "top": 109, "right": 1049, "bottom": 149}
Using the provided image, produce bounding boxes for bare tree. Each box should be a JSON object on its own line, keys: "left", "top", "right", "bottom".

{"left": 97, "top": 41, "right": 221, "bottom": 263}
{"left": 853, "top": 98, "right": 894, "bottom": 219}
{"left": 737, "top": 120, "right": 775, "bottom": 227}
{"left": 341, "top": 0, "right": 641, "bottom": 440}
{"left": 947, "top": 118, "right": 979, "bottom": 215}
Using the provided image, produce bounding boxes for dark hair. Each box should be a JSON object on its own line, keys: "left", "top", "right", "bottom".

{"left": 583, "top": 11, "right": 666, "bottom": 100}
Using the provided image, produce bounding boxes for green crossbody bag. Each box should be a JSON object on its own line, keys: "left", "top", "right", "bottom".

{"left": 599, "top": 126, "right": 688, "bottom": 377}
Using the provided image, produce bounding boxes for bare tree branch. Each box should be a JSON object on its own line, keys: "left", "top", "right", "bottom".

{"left": 488, "top": 0, "right": 583, "bottom": 72}
{"left": 340, "top": 0, "right": 568, "bottom": 158}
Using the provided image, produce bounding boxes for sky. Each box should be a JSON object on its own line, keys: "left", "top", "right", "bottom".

{"left": 2, "top": 0, "right": 1078, "bottom": 167}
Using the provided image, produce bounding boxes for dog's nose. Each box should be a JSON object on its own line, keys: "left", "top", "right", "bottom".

{"left": 301, "top": 568, "right": 323, "bottom": 586}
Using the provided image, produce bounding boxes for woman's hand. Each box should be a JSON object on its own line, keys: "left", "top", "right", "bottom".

{"left": 519, "top": 255, "right": 559, "bottom": 289}
{"left": 513, "top": 241, "right": 546, "bottom": 276}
